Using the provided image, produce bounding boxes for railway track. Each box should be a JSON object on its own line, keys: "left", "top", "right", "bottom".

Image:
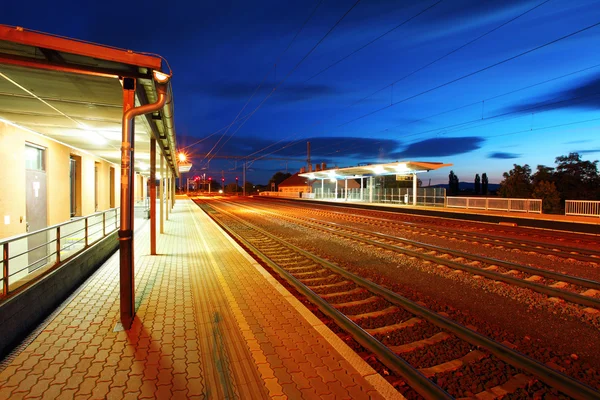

{"left": 260, "top": 200, "right": 600, "bottom": 263}
{"left": 224, "top": 199, "right": 600, "bottom": 309}
{"left": 196, "top": 200, "right": 600, "bottom": 399}
{"left": 274, "top": 199, "right": 600, "bottom": 248}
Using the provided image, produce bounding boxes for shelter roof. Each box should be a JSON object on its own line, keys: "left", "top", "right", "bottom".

{"left": 0, "top": 25, "right": 178, "bottom": 176}
{"left": 299, "top": 161, "right": 452, "bottom": 180}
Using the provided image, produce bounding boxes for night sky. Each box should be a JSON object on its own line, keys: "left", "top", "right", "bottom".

{"left": 4, "top": 0, "right": 600, "bottom": 186}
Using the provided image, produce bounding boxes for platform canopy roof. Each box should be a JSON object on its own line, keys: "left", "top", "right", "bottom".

{"left": 0, "top": 25, "right": 180, "bottom": 177}
{"left": 299, "top": 161, "right": 453, "bottom": 180}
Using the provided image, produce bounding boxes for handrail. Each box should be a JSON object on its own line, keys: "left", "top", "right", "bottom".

{"left": 1, "top": 208, "right": 120, "bottom": 298}
{"left": 0, "top": 207, "right": 120, "bottom": 246}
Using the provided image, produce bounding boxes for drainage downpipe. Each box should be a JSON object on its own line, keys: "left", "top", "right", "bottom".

{"left": 119, "top": 81, "right": 169, "bottom": 328}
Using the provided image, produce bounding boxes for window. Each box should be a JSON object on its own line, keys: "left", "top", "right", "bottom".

{"left": 25, "top": 144, "right": 45, "bottom": 171}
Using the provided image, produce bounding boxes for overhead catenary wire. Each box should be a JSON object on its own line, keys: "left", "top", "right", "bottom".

{"left": 200, "top": 0, "right": 327, "bottom": 163}
{"left": 311, "top": 84, "right": 600, "bottom": 159}
{"left": 198, "top": 0, "right": 362, "bottom": 170}
{"left": 335, "top": 20, "right": 600, "bottom": 130}
{"left": 318, "top": 94, "right": 600, "bottom": 159}
{"left": 304, "top": 0, "right": 445, "bottom": 83}
{"left": 294, "top": 62, "right": 600, "bottom": 158}
{"left": 243, "top": 0, "right": 446, "bottom": 162}
{"left": 245, "top": 0, "right": 555, "bottom": 164}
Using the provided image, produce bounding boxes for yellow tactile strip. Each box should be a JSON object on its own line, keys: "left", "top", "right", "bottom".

{"left": 187, "top": 201, "right": 404, "bottom": 399}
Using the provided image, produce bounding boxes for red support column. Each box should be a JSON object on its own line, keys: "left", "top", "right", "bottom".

{"left": 119, "top": 78, "right": 136, "bottom": 329}
{"left": 150, "top": 138, "right": 156, "bottom": 255}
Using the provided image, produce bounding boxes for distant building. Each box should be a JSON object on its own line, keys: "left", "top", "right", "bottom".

{"left": 278, "top": 173, "right": 313, "bottom": 195}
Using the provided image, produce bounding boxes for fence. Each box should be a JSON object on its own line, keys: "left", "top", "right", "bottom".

{"left": 311, "top": 187, "right": 446, "bottom": 207}
{"left": 446, "top": 197, "right": 542, "bottom": 213}
{"left": 259, "top": 191, "right": 303, "bottom": 198}
{"left": 1, "top": 208, "right": 119, "bottom": 297}
{"left": 565, "top": 200, "right": 600, "bottom": 218}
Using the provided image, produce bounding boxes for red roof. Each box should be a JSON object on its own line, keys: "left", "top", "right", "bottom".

{"left": 278, "top": 173, "right": 311, "bottom": 187}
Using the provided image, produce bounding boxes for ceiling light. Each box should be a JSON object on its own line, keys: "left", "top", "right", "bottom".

{"left": 153, "top": 70, "right": 171, "bottom": 84}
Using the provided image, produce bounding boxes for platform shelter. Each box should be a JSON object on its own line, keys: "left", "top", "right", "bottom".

{"left": 0, "top": 25, "right": 182, "bottom": 329}
{"left": 300, "top": 161, "right": 452, "bottom": 205}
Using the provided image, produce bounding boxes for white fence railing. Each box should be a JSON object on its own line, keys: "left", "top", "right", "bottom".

{"left": 565, "top": 200, "right": 600, "bottom": 218}
{"left": 446, "top": 197, "right": 542, "bottom": 213}
{"left": 259, "top": 191, "right": 307, "bottom": 198}
{"left": 312, "top": 187, "right": 446, "bottom": 207}
{"left": 1, "top": 208, "right": 119, "bottom": 298}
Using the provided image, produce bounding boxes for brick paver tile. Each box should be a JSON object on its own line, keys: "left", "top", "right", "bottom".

{"left": 172, "top": 372, "right": 188, "bottom": 392}
{"left": 105, "top": 385, "right": 126, "bottom": 400}
{"left": 2, "top": 369, "right": 28, "bottom": 387}
{"left": 50, "top": 367, "right": 74, "bottom": 385}
{"left": 308, "top": 376, "right": 332, "bottom": 396}
{"left": 56, "top": 388, "right": 78, "bottom": 399}
{"left": 156, "top": 368, "right": 173, "bottom": 386}
{"left": 263, "top": 377, "right": 284, "bottom": 397}
{"left": 24, "top": 377, "right": 53, "bottom": 398}
{"left": 281, "top": 382, "right": 304, "bottom": 399}
{"left": 300, "top": 387, "right": 319, "bottom": 399}
{"left": 272, "top": 367, "right": 294, "bottom": 385}
{"left": 44, "top": 383, "right": 67, "bottom": 398}
{"left": 97, "top": 365, "right": 118, "bottom": 383}
{"left": 347, "top": 383, "right": 374, "bottom": 400}
{"left": 155, "top": 385, "right": 173, "bottom": 399}
{"left": 12, "top": 372, "right": 43, "bottom": 393}
{"left": 73, "top": 358, "right": 94, "bottom": 374}
{"left": 124, "top": 375, "right": 143, "bottom": 393}
{"left": 63, "top": 372, "right": 86, "bottom": 390}
{"left": 186, "top": 362, "right": 202, "bottom": 379}
{"left": 76, "top": 376, "right": 99, "bottom": 396}
{"left": 139, "top": 379, "right": 158, "bottom": 398}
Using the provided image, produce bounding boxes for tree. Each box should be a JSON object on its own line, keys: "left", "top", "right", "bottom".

{"left": 225, "top": 182, "right": 240, "bottom": 193}
{"left": 474, "top": 174, "right": 481, "bottom": 195}
{"left": 498, "top": 164, "right": 532, "bottom": 198}
{"left": 481, "top": 173, "right": 488, "bottom": 195}
{"left": 532, "top": 165, "right": 554, "bottom": 187}
{"left": 243, "top": 182, "right": 254, "bottom": 194}
{"left": 448, "top": 170, "right": 459, "bottom": 195}
{"left": 532, "top": 181, "right": 561, "bottom": 214}
{"left": 553, "top": 153, "right": 599, "bottom": 200}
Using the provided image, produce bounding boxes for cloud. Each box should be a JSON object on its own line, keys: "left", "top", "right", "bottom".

{"left": 488, "top": 152, "right": 521, "bottom": 159}
{"left": 201, "top": 82, "right": 340, "bottom": 103}
{"left": 390, "top": 137, "right": 484, "bottom": 158}
{"left": 574, "top": 149, "right": 600, "bottom": 155}
{"left": 505, "top": 75, "right": 600, "bottom": 113}
{"left": 565, "top": 139, "right": 591, "bottom": 144}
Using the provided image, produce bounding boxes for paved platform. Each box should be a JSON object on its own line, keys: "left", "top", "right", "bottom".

{"left": 0, "top": 199, "right": 400, "bottom": 399}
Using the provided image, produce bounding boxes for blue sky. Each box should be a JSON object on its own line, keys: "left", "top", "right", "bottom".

{"left": 4, "top": 0, "right": 600, "bottom": 185}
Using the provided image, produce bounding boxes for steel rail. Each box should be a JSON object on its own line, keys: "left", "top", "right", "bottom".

{"left": 302, "top": 205, "right": 600, "bottom": 259}
{"left": 305, "top": 217, "right": 600, "bottom": 290}
{"left": 232, "top": 200, "right": 600, "bottom": 296}
{"left": 201, "top": 203, "right": 452, "bottom": 400}
{"left": 203, "top": 201, "right": 600, "bottom": 400}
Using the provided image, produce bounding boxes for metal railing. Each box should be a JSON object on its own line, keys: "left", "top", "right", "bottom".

{"left": 258, "top": 191, "right": 305, "bottom": 198}
{"left": 313, "top": 187, "right": 446, "bottom": 207}
{"left": 1, "top": 208, "right": 119, "bottom": 298}
{"left": 446, "top": 197, "right": 542, "bottom": 213}
{"left": 565, "top": 200, "right": 600, "bottom": 218}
